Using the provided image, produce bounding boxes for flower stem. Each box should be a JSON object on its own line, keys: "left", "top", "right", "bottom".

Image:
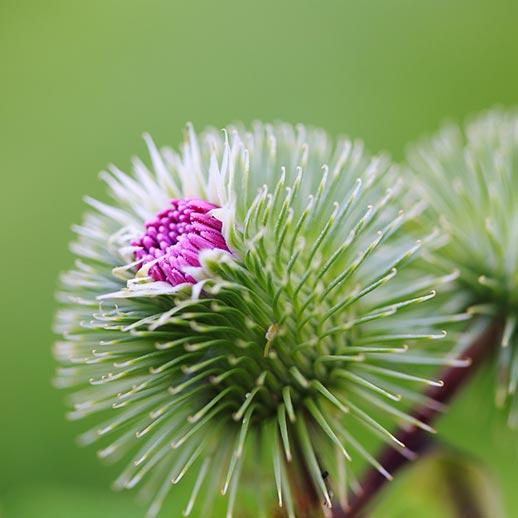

{"left": 286, "top": 421, "right": 323, "bottom": 518}
{"left": 342, "top": 319, "right": 502, "bottom": 517}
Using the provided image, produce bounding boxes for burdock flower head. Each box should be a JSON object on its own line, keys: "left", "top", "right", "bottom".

{"left": 55, "top": 123, "right": 458, "bottom": 517}
{"left": 407, "top": 109, "right": 518, "bottom": 426}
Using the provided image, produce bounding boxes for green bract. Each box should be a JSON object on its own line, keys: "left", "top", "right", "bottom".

{"left": 55, "top": 123, "right": 459, "bottom": 517}
{"left": 407, "top": 110, "right": 518, "bottom": 427}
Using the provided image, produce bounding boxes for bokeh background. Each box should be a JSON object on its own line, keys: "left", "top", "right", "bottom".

{"left": 2, "top": 1, "right": 518, "bottom": 516}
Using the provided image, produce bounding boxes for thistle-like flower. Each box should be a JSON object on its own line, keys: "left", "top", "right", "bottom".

{"left": 406, "top": 109, "right": 518, "bottom": 427}
{"left": 55, "top": 122, "right": 460, "bottom": 517}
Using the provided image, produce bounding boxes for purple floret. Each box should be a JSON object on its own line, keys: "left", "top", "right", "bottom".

{"left": 132, "top": 198, "right": 228, "bottom": 285}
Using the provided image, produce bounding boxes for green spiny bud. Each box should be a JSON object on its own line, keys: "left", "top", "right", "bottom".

{"left": 55, "top": 122, "right": 456, "bottom": 517}
{"left": 406, "top": 109, "right": 518, "bottom": 427}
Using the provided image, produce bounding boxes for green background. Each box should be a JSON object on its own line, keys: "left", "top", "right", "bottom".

{"left": 1, "top": 0, "right": 518, "bottom": 516}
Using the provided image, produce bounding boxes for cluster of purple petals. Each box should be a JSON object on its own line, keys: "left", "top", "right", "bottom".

{"left": 132, "top": 198, "right": 228, "bottom": 286}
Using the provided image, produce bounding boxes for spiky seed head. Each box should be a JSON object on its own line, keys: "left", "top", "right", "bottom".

{"left": 406, "top": 109, "right": 518, "bottom": 427}
{"left": 55, "top": 122, "right": 456, "bottom": 517}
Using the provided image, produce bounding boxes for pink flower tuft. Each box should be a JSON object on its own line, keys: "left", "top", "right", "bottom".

{"left": 132, "top": 198, "right": 228, "bottom": 285}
